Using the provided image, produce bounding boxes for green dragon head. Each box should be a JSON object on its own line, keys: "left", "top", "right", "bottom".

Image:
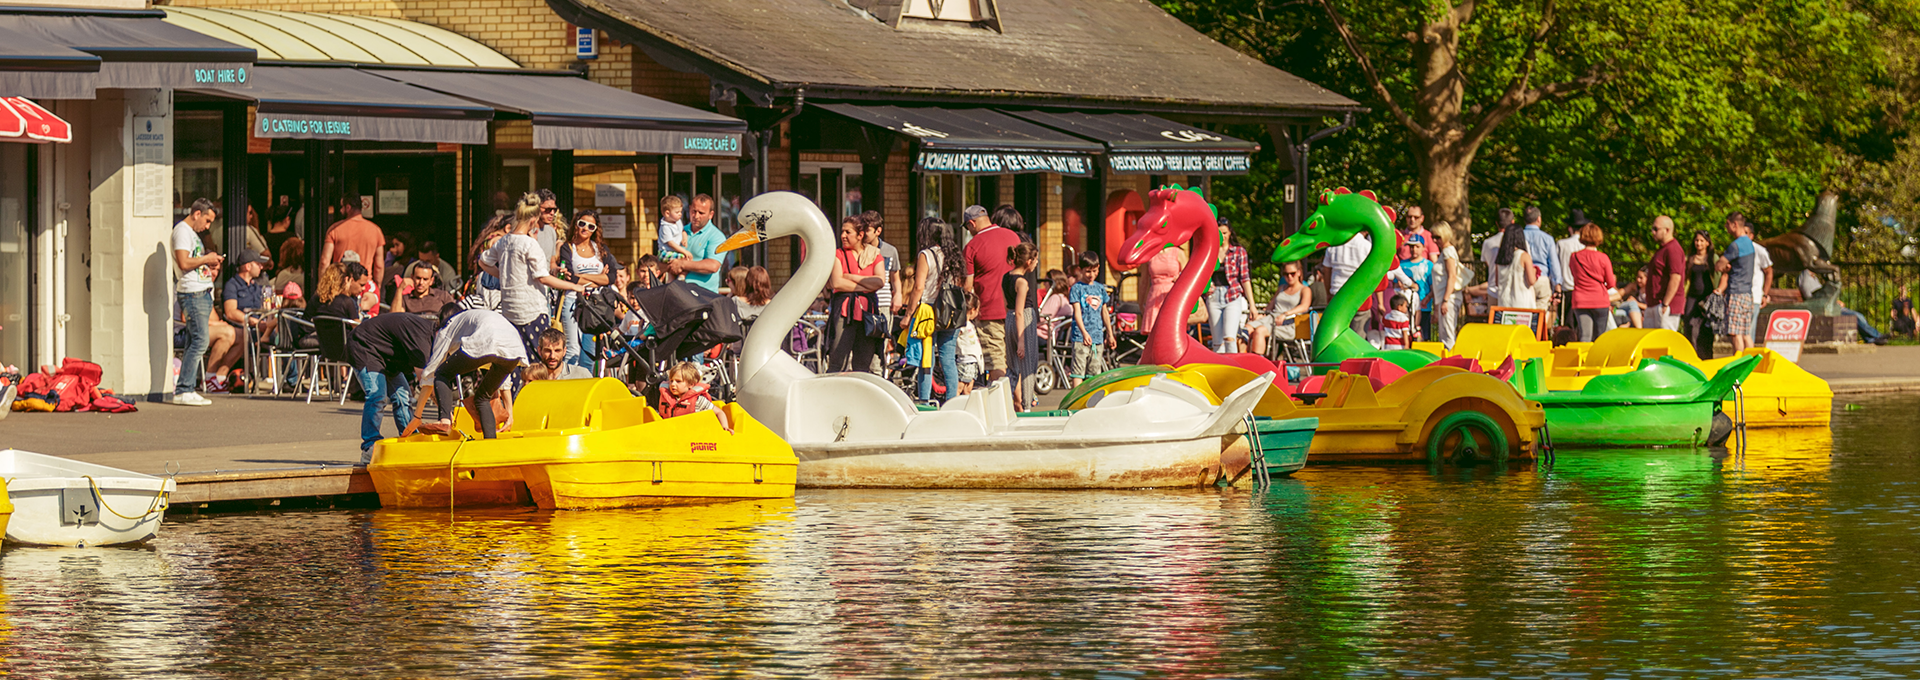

{"left": 1269, "top": 187, "right": 1398, "bottom": 263}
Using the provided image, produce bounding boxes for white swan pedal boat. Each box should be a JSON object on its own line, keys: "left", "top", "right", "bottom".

{"left": 715, "top": 191, "right": 1272, "bottom": 489}
{"left": 0, "top": 449, "right": 174, "bottom": 547}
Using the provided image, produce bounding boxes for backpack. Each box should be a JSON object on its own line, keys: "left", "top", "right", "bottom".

{"left": 573, "top": 286, "right": 625, "bottom": 336}
{"left": 917, "top": 248, "right": 968, "bottom": 332}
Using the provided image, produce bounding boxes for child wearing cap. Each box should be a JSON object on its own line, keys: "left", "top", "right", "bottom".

{"left": 1394, "top": 237, "right": 1434, "bottom": 341}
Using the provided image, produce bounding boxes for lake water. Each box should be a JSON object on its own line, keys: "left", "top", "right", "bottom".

{"left": 5, "top": 395, "right": 1919, "bottom": 678}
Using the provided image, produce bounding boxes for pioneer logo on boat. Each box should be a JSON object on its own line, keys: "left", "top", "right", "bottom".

{"left": 691, "top": 442, "right": 718, "bottom": 452}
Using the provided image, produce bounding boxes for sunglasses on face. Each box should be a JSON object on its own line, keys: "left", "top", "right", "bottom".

{"left": 576, "top": 220, "right": 597, "bottom": 230}
{"left": 541, "top": 207, "right": 558, "bottom": 214}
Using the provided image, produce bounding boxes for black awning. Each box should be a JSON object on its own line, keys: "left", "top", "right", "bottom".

{"left": 227, "top": 66, "right": 490, "bottom": 144}
{"left": 818, "top": 103, "right": 1101, "bottom": 177}
{"left": 0, "top": 25, "right": 99, "bottom": 99}
{"left": 1008, "top": 110, "right": 1259, "bottom": 176}
{"left": 373, "top": 69, "right": 747, "bottom": 156}
{"left": 0, "top": 12, "right": 253, "bottom": 91}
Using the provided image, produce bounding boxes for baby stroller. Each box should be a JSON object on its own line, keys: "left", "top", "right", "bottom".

{"left": 612, "top": 281, "right": 746, "bottom": 404}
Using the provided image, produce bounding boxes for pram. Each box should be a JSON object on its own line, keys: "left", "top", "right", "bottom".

{"left": 606, "top": 281, "right": 746, "bottom": 403}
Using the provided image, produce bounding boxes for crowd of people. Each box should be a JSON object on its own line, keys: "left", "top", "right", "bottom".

{"left": 168, "top": 187, "right": 763, "bottom": 459}
{"left": 170, "top": 182, "right": 1906, "bottom": 453}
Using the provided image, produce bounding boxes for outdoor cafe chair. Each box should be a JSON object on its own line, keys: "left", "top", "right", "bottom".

{"left": 307, "top": 315, "right": 360, "bottom": 405}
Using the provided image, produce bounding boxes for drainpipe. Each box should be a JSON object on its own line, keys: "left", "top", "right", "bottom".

{"left": 756, "top": 87, "right": 806, "bottom": 198}
{"left": 1289, "top": 112, "right": 1353, "bottom": 235}
{"left": 750, "top": 88, "right": 804, "bottom": 264}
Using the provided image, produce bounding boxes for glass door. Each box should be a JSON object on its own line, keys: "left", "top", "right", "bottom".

{"left": 0, "top": 144, "right": 29, "bottom": 369}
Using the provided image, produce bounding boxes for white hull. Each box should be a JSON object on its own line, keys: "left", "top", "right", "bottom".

{"left": 795, "top": 435, "right": 1229, "bottom": 488}
{"left": 0, "top": 450, "right": 173, "bottom": 547}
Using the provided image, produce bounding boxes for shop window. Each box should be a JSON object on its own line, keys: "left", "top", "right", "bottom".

{"left": 174, "top": 111, "right": 224, "bottom": 244}
{"left": 798, "top": 161, "right": 863, "bottom": 227}
{"left": 500, "top": 158, "right": 535, "bottom": 201}
{"left": 670, "top": 158, "right": 742, "bottom": 234}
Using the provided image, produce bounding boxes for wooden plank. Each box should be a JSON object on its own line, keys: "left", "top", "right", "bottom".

{"left": 172, "top": 467, "right": 375, "bottom": 505}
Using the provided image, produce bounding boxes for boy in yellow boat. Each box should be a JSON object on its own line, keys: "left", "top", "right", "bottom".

{"left": 657, "top": 362, "right": 715, "bottom": 418}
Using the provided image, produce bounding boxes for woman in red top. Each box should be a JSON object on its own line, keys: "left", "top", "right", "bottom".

{"left": 1567, "top": 224, "right": 1617, "bottom": 342}
{"left": 828, "top": 216, "right": 885, "bottom": 373}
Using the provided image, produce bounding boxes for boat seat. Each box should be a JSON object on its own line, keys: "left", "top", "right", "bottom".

{"left": 784, "top": 374, "right": 915, "bottom": 444}
{"left": 900, "top": 409, "right": 989, "bottom": 440}
{"left": 1064, "top": 379, "right": 1210, "bottom": 437}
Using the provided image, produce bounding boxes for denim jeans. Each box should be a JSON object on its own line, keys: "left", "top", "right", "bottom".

{"left": 917, "top": 329, "right": 959, "bottom": 404}
{"left": 1207, "top": 287, "right": 1248, "bottom": 353}
{"left": 175, "top": 290, "right": 213, "bottom": 395}
{"left": 561, "top": 294, "right": 599, "bottom": 368}
{"left": 357, "top": 368, "right": 415, "bottom": 459}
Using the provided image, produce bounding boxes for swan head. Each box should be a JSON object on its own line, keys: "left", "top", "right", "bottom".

{"left": 717, "top": 191, "right": 832, "bottom": 254}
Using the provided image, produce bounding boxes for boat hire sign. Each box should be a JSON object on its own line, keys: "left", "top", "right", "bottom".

{"left": 1764, "top": 309, "right": 1814, "bottom": 362}
{"left": 918, "top": 150, "right": 1092, "bottom": 177}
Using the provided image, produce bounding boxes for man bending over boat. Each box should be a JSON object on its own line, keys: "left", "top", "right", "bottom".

{"left": 405, "top": 308, "right": 523, "bottom": 439}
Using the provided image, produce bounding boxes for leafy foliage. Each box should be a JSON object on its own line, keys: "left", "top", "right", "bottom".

{"left": 1161, "top": 0, "right": 1909, "bottom": 274}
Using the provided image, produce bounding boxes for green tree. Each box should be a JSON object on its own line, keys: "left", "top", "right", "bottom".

{"left": 1162, "top": 0, "right": 1901, "bottom": 261}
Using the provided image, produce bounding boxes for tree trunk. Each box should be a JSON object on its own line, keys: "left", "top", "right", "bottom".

{"left": 1420, "top": 149, "right": 1473, "bottom": 251}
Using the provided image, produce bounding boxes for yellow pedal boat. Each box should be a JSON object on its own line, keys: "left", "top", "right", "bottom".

{"left": 1063, "top": 363, "right": 1546, "bottom": 464}
{"left": 368, "top": 378, "right": 797, "bottom": 509}
{"left": 1419, "top": 325, "right": 1831, "bottom": 428}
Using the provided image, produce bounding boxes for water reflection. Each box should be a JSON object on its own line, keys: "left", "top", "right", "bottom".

{"left": 4, "top": 401, "right": 1920, "bottom": 677}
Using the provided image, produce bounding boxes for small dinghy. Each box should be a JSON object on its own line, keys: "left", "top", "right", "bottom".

{"left": 0, "top": 449, "right": 174, "bottom": 547}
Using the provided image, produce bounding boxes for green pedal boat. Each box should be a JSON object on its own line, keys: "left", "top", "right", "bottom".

{"left": 1511, "top": 354, "right": 1762, "bottom": 448}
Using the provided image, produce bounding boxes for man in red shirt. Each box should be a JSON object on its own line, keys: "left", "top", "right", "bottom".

{"left": 320, "top": 198, "right": 387, "bottom": 290}
{"left": 961, "top": 204, "right": 1021, "bottom": 380}
{"left": 1645, "top": 215, "right": 1687, "bottom": 331}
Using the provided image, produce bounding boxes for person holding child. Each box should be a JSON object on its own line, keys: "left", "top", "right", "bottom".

{"left": 657, "top": 195, "right": 691, "bottom": 263}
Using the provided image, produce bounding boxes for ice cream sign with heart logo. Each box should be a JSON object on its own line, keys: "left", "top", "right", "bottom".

{"left": 1765, "top": 309, "right": 1813, "bottom": 362}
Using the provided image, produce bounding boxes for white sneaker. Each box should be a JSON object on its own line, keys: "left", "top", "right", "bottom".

{"left": 170, "top": 392, "right": 212, "bottom": 406}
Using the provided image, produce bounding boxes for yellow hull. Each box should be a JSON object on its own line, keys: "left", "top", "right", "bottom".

{"left": 1067, "top": 363, "right": 1546, "bottom": 463}
{"left": 0, "top": 483, "right": 11, "bottom": 539}
{"left": 1435, "top": 325, "right": 1832, "bottom": 429}
{"left": 369, "top": 379, "right": 797, "bottom": 509}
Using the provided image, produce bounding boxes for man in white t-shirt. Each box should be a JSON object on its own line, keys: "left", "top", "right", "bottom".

{"left": 1317, "top": 232, "right": 1372, "bottom": 335}
{"left": 171, "top": 198, "right": 223, "bottom": 406}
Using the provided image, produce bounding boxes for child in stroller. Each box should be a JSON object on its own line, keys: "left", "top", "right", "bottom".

{"left": 609, "top": 280, "right": 746, "bottom": 404}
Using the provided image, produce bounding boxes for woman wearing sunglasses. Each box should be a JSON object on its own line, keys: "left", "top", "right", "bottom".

{"left": 558, "top": 209, "right": 620, "bottom": 370}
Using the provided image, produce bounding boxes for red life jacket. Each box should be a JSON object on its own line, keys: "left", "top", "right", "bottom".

{"left": 657, "top": 383, "right": 712, "bottom": 419}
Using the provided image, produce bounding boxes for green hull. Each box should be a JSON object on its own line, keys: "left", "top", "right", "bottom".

{"left": 1513, "top": 355, "right": 1760, "bottom": 449}
{"left": 1250, "top": 416, "right": 1316, "bottom": 476}
{"left": 1535, "top": 401, "right": 1719, "bottom": 448}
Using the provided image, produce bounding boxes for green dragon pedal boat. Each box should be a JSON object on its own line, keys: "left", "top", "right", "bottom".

{"left": 1511, "top": 354, "right": 1761, "bottom": 448}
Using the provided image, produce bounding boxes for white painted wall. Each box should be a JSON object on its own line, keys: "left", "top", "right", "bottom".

{"left": 87, "top": 89, "right": 173, "bottom": 398}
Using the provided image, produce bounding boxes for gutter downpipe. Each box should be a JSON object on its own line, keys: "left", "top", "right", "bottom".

{"left": 752, "top": 88, "right": 805, "bottom": 264}
{"left": 1288, "top": 112, "right": 1353, "bottom": 235}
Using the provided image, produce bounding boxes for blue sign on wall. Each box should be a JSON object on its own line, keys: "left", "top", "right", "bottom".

{"left": 576, "top": 27, "right": 598, "bottom": 60}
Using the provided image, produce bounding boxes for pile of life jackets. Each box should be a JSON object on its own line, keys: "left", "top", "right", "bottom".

{"left": 10, "top": 358, "right": 138, "bottom": 413}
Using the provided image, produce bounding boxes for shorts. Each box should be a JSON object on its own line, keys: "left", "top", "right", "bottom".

{"left": 976, "top": 319, "right": 1007, "bottom": 373}
{"left": 1721, "top": 293, "right": 1757, "bottom": 337}
{"left": 1070, "top": 342, "right": 1108, "bottom": 378}
{"left": 957, "top": 356, "right": 980, "bottom": 384}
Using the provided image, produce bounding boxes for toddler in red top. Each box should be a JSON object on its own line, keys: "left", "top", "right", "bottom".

{"left": 1382, "top": 294, "right": 1413, "bottom": 349}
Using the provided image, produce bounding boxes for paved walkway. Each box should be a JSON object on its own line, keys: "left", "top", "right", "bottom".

{"left": 0, "top": 346, "right": 1910, "bottom": 492}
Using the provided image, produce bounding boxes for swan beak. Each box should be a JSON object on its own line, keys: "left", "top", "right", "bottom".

{"left": 716, "top": 229, "right": 763, "bottom": 253}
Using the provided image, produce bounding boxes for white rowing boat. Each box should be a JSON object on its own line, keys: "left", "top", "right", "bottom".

{"left": 0, "top": 449, "right": 174, "bottom": 547}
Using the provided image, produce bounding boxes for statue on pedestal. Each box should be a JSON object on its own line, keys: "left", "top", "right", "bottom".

{"left": 1759, "top": 192, "right": 1841, "bottom": 316}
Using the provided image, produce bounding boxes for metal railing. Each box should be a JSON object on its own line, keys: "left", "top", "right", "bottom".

{"left": 1833, "top": 262, "right": 1920, "bottom": 331}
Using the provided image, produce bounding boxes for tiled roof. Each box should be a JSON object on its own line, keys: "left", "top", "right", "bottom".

{"left": 551, "top": 0, "right": 1360, "bottom": 116}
